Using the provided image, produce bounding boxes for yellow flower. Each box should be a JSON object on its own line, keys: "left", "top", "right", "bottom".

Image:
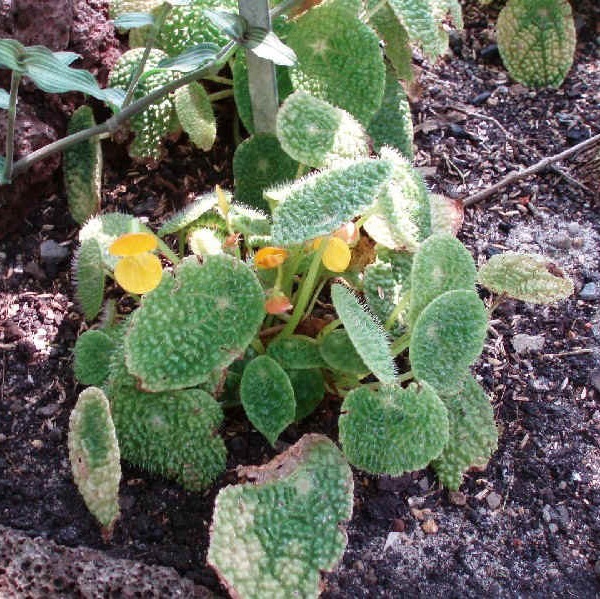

{"left": 254, "top": 246, "right": 289, "bottom": 269}
{"left": 312, "top": 236, "right": 351, "bottom": 273}
{"left": 108, "top": 232, "right": 163, "bottom": 294}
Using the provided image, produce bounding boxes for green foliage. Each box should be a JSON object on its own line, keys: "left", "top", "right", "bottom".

{"left": 339, "top": 382, "right": 449, "bottom": 475}
{"left": 408, "top": 233, "right": 477, "bottom": 325}
{"left": 431, "top": 375, "right": 498, "bottom": 490}
{"left": 410, "top": 289, "right": 488, "bottom": 395}
{"left": 73, "top": 329, "right": 116, "bottom": 386}
{"left": 108, "top": 48, "right": 175, "bottom": 159}
{"left": 233, "top": 134, "right": 298, "bottom": 212}
{"left": 286, "top": 2, "right": 385, "bottom": 125}
{"left": 174, "top": 81, "right": 216, "bottom": 151}
{"left": 319, "top": 328, "right": 369, "bottom": 376}
{"left": 478, "top": 252, "right": 574, "bottom": 303}
{"left": 266, "top": 335, "right": 327, "bottom": 370}
{"left": 63, "top": 106, "right": 102, "bottom": 225}
{"left": 240, "top": 355, "right": 296, "bottom": 446}
{"left": 270, "top": 158, "right": 393, "bottom": 246}
{"left": 124, "top": 255, "right": 265, "bottom": 391}
{"left": 109, "top": 363, "right": 227, "bottom": 491}
{"left": 208, "top": 434, "right": 353, "bottom": 599}
{"left": 157, "top": 190, "right": 220, "bottom": 236}
{"left": 73, "top": 238, "right": 105, "bottom": 321}
{"left": 68, "top": 387, "right": 121, "bottom": 537}
{"left": 330, "top": 284, "right": 397, "bottom": 384}
{"left": 287, "top": 368, "right": 325, "bottom": 421}
{"left": 276, "top": 91, "right": 369, "bottom": 168}
{"left": 497, "top": 0, "right": 576, "bottom": 88}
{"left": 363, "top": 147, "right": 430, "bottom": 251}
{"left": 367, "top": 66, "right": 414, "bottom": 158}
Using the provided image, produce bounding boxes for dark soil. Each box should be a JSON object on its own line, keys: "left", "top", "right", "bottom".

{"left": 1, "top": 2, "right": 599, "bottom": 597}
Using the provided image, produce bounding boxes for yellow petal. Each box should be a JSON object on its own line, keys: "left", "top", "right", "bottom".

{"left": 254, "top": 246, "right": 289, "bottom": 269}
{"left": 322, "top": 237, "right": 351, "bottom": 273}
{"left": 109, "top": 232, "right": 158, "bottom": 256}
{"left": 114, "top": 253, "right": 163, "bottom": 294}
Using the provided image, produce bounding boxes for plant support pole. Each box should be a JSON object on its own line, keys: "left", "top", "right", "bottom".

{"left": 238, "top": 0, "right": 278, "bottom": 134}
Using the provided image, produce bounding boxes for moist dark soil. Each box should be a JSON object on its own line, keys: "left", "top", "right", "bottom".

{"left": 1, "top": 3, "right": 599, "bottom": 597}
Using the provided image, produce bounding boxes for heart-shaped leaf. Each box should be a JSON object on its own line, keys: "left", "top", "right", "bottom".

{"left": 208, "top": 434, "right": 353, "bottom": 599}
{"left": 124, "top": 255, "right": 265, "bottom": 391}
{"left": 339, "top": 382, "right": 449, "bottom": 475}
{"left": 410, "top": 289, "right": 488, "bottom": 395}
{"left": 267, "top": 335, "right": 327, "bottom": 370}
{"left": 240, "top": 355, "right": 295, "bottom": 446}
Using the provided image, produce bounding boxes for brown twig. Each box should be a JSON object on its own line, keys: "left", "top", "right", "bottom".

{"left": 461, "top": 132, "right": 600, "bottom": 206}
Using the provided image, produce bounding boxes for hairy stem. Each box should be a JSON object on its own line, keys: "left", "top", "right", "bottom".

{"left": 10, "top": 40, "right": 238, "bottom": 180}
{"left": 122, "top": 2, "right": 172, "bottom": 108}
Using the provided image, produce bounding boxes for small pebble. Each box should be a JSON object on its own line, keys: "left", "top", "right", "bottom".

{"left": 548, "top": 523, "right": 559, "bottom": 534}
{"left": 571, "top": 237, "right": 584, "bottom": 249}
{"left": 421, "top": 519, "right": 438, "bottom": 534}
{"left": 579, "top": 282, "right": 600, "bottom": 301}
{"left": 418, "top": 476, "right": 430, "bottom": 492}
{"left": 449, "top": 491, "right": 467, "bottom": 506}
{"left": 486, "top": 492, "right": 502, "bottom": 510}
{"left": 40, "top": 239, "right": 69, "bottom": 265}
{"left": 558, "top": 481, "right": 567, "bottom": 490}
{"left": 392, "top": 518, "right": 405, "bottom": 532}
{"left": 566, "top": 222, "right": 580, "bottom": 236}
{"left": 549, "top": 234, "right": 571, "bottom": 250}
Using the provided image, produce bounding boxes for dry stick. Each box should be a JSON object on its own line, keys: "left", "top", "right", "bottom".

{"left": 461, "top": 132, "right": 600, "bottom": 207}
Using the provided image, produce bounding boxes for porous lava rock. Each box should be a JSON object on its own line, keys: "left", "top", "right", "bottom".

{"left": 0, "top": 525, "right": 211, "bottom": 598}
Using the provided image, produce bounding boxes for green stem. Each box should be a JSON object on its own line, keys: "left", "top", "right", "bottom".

{"left": 317, "top": 318, "right": 341, "bottom": 340}
{"left": 295, "top": 162, "right": 308, "bottom": 179}
{"left": 390, "top": 331, "right": 410, "bottom": 356}
{"left": 10, "top": 40, "right": 238, "bottom": 180}
{"left": 281, "top": 250, "right": 303, "bottom": 297}
{"left": 3, "top": 70, "right": 22, "bottom": 184}
{"left": 122, "top": 2, "right": 171, "bottom": 108}
{"left": 157, "top": 239, "right": 180, "bottom": 264}
{"left": 207, "top": 88, "right": 234, "bottom": 102}
{"left": 304, "top": 276, "right": 326, "bottom": 316}
{"left": 251, "top": 337, "right": 265, "bottom": 354}
{"left": 279, "top": 242, "right": 326, "bottom": 338}
{"left": 384, "top": 292, "right": 410, "bottom": 330}
{"left": 397, "top": 369, "right": 413, "bottom": 383}
{"left": 177, "top": 230, "right": 186, "bottom": 258}
{"left": 204, "top": 74, "right": 233, "bottom": 86}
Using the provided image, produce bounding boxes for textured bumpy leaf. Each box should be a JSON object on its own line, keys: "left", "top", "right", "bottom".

{"left": 270, "top": 158, "right": 392, "bottom": 246}
{"left": 63, "top": 106, "right": 102, "bottom": 225}
{"left": 73, "top": 330, "right": 116, "bottom": 386}
{"left": 208, "top": 434, "right": 353, "bottom": 599}
{"left": 109, "top": 358, "right": 226, "bottom": 491}
{"left": 124, "top": 255, "right": 265, "bottom": 391}
{"left": 228, "top": 203, "right": 272, "bottom": 246}
{"left": 286, "top": 368, "right": 325, "bottom": 421}
{"left": 232, "top": 54, "right": 294, "bottom": 135}
{"left": 363, "top": 249, "right": 413, "bottom": 332}
{"left": 367, "top": 66, "right": 413, "bottom": 158}
{"left": 108, "top": 48, "right": 175, "bottom": 159}
{"left": 363, "top": 147, "right": 430, "bottom": 251}
{"left": 240, "top": 355, "right": 296, "bottom": 446}
{"left": 157, "top": 191, "right": 220, "bottom": 236}
{"left": 339, "top": 382, "right": 449, "bottom": 475}
{"left": 331, "top": 284, "right": 396, "bottom": 384}
{"left": 157, "top": 0, "right": 238, "bottom": 55}
{"left": 109, "top": 0, "right": 162, "bottom": 17}
{"left": 410, "top": 289, "right": 488, "bottom": 395}
{"left": 366, "top": 2, "right": 413, "bottom": 81}
{"left": 478, "top": 252, "right": 574, "bottom": 304}
{"left": 276, "top": 91, "right": 369, "bottom": 168}
{"left": 233, "top": 134, "right": 298, "bottom": 212}
{"left": 286, "top": 2, "right": 385, "bottom": 125}
{"left": 431, "top": 375, "right": 498, "bottom": 490}
{"left": 497, "top": 0, "right": 576, "bottom": 88}
{"left": 68, "top": 387, "right": 121, "bottom": 537}
{"left": 174, "top": 82, "right": 216, "bottom": 151}
{"left": 319, "top": 328, "right": 368, "bottom": 376}
{"left": 408, "top": 233, "right": 477, "bottom": 325}
{"left": 267, "top": 335, "right": 326, "bottom": 370}
{"left": 73, "top": 238, "right": 105, "bottom": 321}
